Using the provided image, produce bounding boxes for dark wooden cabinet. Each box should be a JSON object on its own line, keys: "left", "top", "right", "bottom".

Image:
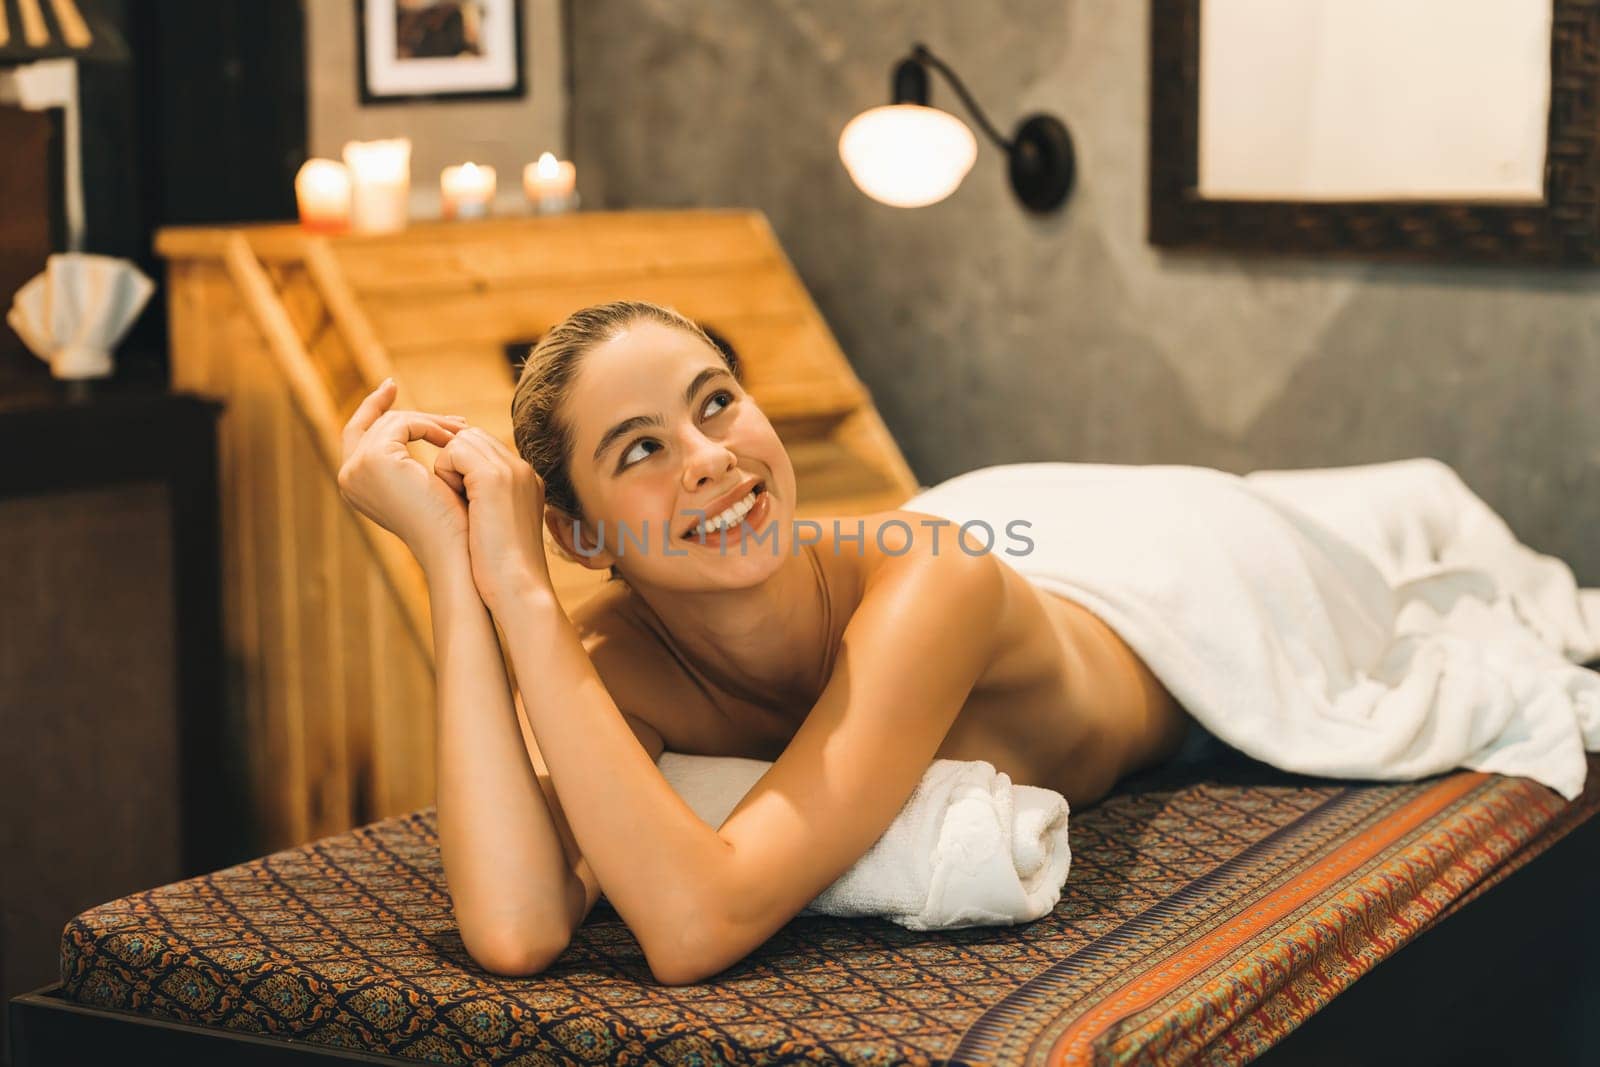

{"left": 0, "top": 387, "right": 235, "bottom": 1060}
{"left": 0, "top": 104, "right": 64, "bottom": 393}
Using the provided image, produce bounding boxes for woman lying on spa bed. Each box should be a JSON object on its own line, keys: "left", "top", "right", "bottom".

{"left": 335, "top": 300, "right": 1194, "bottom": 984}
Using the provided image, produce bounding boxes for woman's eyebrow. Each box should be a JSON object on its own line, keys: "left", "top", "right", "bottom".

{"left": 591, "top": 365, "right": 734, "bottom": 466}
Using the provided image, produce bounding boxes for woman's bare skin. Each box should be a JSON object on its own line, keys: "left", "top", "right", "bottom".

{"left": 338, "top": 317, "right": 1196, "bottom": 986}
{"left": 571, "top": 514, "right": 1192, "bottom": 814}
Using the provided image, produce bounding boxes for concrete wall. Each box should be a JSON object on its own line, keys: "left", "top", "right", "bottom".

{"left": 569, "top": 0, "right": 1600, "bottom": 583}
{"left": 306, "top": 0, "right": 568, "bottom": 217}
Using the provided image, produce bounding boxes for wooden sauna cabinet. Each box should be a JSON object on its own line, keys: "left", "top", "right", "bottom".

{"left": 155, "top": 211, "right": 920, "bottom": 853}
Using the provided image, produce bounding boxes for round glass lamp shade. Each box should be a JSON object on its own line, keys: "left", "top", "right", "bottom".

{"left": 838, "top": 104, "right": 979, "bottom": 208}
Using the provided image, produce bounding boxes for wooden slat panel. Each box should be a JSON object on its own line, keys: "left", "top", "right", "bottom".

{"left": 397, "top": 623, "right": 437, "bottom": 814}
{"left": 387, "top": 343, "right": 516, "bottom": 442}
{"left": 267, "top": 341, "right": 312, "bottom": 847}
{"left": 334, "top": 213, "right": 776, "bottom": 295}
{"left": 308, "top": 320, "right": 369, "bottom": 421}
{"left": 792, "top": 488, "right": 916, "bottom": 522}
{"left": 219, "top": 297, "right": 271, "bottom": 852}
{"left": 164, "top": 264, "right": 208, "bottom": 396}
{"left": 786, "top": 435, "right": 906, "bottom": 507}
{"left": 303, "top": 237, "right": 403, "bottom": 396}
{"left": 290, "top": 400, "right": 351, "bottom": 840}
{"left": 227, "top": 236, "right": 437, "bottom": 672}
{"left": 388, "top": 319, "right": 866, "bottom": 435}
{"left": 365, "top": 566, "right": 400, "bottom": 818}
{"left": 156, "top": 210, "right": 768, "bottom": 264}
{"left": 271, "top": 265, "right": 327, "bottom": 348}
{"left": 697, "top": 316, "right": 851, "bottom": 389}
{"left": 829, "top": 394, "right": 921, "bottom": 501}
{"left": 365, "top": 565, "right": 437, "bottom": 820}
{"left": 362, "top": 267, "right": 805, "bottom": 351}
{"left": 169, "top": 263, "right": 269, "bottom": 853}
{"left": 333, "top": 495, "right": 377, "bottom": 828}
{"left": 231, "top": 309, "right": 307, "bottom": 847}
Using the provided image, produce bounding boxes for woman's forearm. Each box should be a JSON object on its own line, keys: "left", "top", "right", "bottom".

{"left": 493, "top": 587, "right": 733, "bottom": 980}
{"left": 423, "top": 549, "right": 588, "bottom": 973}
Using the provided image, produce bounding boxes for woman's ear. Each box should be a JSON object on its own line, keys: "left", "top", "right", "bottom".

{"left": 544, "top": 507, "right": 617, "bottom": 571}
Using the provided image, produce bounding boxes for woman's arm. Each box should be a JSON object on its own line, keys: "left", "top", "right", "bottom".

{"left": 509, "top": 680, "right": 668, "bottom": 937}
{"left": 335, "top": 385, "right": 590, "bottom": 973}
{"left": 335, "top": 386, "right": 661, "bottom": 973}
{"left": 424, "top": 546, "right": 592, "bottom": 975}
{"left": 493, "top": 547, "right": 1005, "bottom": 985}
{"left": 427, "top": 549, "right": 670, "bottom": 975}
{"left": 429, "top": 425, "right": 1004, "bottom": 983}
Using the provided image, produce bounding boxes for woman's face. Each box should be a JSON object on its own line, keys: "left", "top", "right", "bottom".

{"left": 557, "top": 319, "right": 798, "bottom": 591}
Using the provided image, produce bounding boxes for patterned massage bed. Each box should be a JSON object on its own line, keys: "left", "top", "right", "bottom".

{"left": 14, "top": 749, "right": 1600, "bottom": 1066}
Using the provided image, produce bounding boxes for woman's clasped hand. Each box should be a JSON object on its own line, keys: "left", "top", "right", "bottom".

{"left": 432, "top": 411, "right": 555, "bottom": 614}
{"left": 336, "top": 378, "right": 554, "bottom": 611}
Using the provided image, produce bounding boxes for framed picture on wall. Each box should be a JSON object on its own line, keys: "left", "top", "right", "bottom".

{"left": 357, "top": 0, "right": 526, "bottom": 104}
{"left": 1149, "top": 0, "right": 1600, "bottom": 265}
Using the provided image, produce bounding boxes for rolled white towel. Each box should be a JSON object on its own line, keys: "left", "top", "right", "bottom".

{"left": 655, "top": 752, "right": 1072, "bottom": 930}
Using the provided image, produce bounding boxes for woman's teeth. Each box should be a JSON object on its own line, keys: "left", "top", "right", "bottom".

{"left": 690, "top": 489, "right": 759, "bottom": 537}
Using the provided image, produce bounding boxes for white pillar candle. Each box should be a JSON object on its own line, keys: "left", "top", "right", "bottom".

{"left": 440, "top": 162, "right": 497, "bottom": 220}
{"left": 294, "top": 159, "right": 351, "bottom": 233}
{"left": 342, "top": 138, "right": 412, "bottom": 234}
{"left": 523, "top": 152, "right": 577, "bottom": 215}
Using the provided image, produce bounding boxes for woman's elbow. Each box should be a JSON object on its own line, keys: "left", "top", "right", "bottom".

{"left": 643, "top": 913, "right": 744, "bottom": 986}
{"left": 647, "top": 952, "right": 718, "bottom": 987}
{"left": 463, "top": 926, "right": 571, "bottom": 978}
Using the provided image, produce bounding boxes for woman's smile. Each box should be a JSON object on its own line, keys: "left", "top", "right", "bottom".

{"left": 682, "top": 484, "right": 772, "bottom": 551}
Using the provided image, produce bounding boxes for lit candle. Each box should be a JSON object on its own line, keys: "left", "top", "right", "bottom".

{"left": 523, "top": 152, "right": 577, "bottom": 215}
{"left": 342, "top": 138, "right": 412, "bottom": 234}
{"left": 294, "top": 159, "right": 351, "bottom": 233}
{"left": 440, "top": 162, "right": 497, "bottom": 220}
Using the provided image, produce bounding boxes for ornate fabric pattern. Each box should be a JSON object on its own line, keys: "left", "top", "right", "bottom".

{"left": 61, "top": 753, "right": 1600, "bottom": 1065}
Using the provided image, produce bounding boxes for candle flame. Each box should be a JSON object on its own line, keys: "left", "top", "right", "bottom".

{"left": 536, "top": 152, "right": 560, "bottom": 178}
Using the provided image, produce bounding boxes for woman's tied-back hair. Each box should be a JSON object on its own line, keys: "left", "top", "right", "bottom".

{"left": 509, "top": 300, "right": 742, "bottom": 571}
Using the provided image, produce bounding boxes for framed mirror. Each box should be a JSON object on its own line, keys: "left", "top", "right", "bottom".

{"left": 1149, "top": 0, "right": 1600, "bottom": 264}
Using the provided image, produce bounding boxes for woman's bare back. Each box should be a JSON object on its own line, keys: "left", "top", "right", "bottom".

{"left": 572, "top": 511, "right": 1190, "bottom": 810}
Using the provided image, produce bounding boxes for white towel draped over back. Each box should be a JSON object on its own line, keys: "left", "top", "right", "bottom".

{"left": 903, "top": 457, "right": 1600, "bottom": 801}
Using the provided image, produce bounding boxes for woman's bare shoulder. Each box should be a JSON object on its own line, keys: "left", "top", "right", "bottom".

{"left": 826, "top": 509, "right": 1003, "bottom": 590}
{"left": 567, "top": 580, "right": 652, "bottom": 657}
{"left": 566, "top": 583, "right": 715, "bottom": 741}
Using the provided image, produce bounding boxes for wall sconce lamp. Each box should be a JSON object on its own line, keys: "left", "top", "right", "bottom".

{"left": 839, "top": 43, "right": 1076, "bottom": 213}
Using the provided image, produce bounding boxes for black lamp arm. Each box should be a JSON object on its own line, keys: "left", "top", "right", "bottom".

{"left": 880, "top": 42, "right": 1075, "bottom": 213}
{"left": 895, "top": 42, "right": 1014, "bottom": 153}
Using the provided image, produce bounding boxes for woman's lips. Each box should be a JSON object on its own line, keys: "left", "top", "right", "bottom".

{"left": 682, "top": 486, "right": 771, "bottom": 549}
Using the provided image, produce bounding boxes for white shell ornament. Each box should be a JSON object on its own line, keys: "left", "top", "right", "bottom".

{"left": 6, "top": 253, "right": 156, "bottom": 380}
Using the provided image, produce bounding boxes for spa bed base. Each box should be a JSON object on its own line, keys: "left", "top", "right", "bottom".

{"left": 12, "top": 808, "right": 1598, "bottom": 1067}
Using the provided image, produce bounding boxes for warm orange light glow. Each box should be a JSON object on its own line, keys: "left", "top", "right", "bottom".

{"left": 523, "top": 151, "right": 577, "bottom": 214}
{"left": 294, "top": 158, "right": 351, "bottom": 233}
{"left": 440, "top": 162, "right": 497, "bottom": 220}
{"left": 838, "top": 104, "right": 978, "bottom": 208}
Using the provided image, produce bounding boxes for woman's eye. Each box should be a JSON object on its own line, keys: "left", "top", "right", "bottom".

{"left": 620, "top": 439, "right": 659, "bottom": 468}
{"left": 618, "top": 393, "right": 733, "bottom": 470}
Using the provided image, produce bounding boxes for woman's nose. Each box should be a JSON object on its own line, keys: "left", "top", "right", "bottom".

{"left": 680, "top": 426, "right": 736, "bottom": 490}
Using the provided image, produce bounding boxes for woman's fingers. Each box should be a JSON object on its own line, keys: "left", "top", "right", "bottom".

{"left": 434, "top": 430, "right": 523, "bottom": 498}
{"left": 342, "top": 378, "right": 398, "bottom": 459}
{"left": 434, "top": 447, "right": 467, "bottom": 495}
{"left": 463, "top": 426, "right": 517, "bottom": 461}
{"left": 435, "top": 431, "right": 495, "bottom": 487}
{"left": 372, "top": 410, "right": 465, "bottom": 450}
{"left": 342, "top": 378, "right": 469, "bottom": 459}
